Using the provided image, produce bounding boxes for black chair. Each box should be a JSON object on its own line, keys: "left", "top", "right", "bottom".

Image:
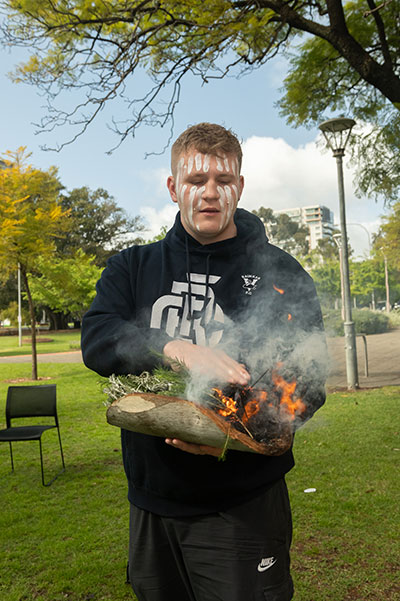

{"left": 0, "top": 384, "right": 65, "bottom": 486}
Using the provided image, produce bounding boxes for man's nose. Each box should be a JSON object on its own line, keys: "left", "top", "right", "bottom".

{"left": 202, "top": 179, "right": 220, "bottom": 200}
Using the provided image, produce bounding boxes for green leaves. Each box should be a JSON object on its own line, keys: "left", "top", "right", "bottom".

{"left": 2, "top": 0, "right": 400, "bottom": 200}
{"left": 28, "top": 249, "right": 102, "bottom": 319}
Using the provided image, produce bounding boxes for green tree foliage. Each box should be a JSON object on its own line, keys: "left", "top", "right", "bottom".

{"left": 0, "top": 300, "right": 30, "bottom": 327}
{"left": 59, "top": 187, "right": 146, "bottom": 265}
{"left": 374, "top": 201, "right": 400, "bottom": 270}
{"left": 309, "top": 259, "right": 341, "bottom": 309}
{"left": 29, "top": 250, "right": 103, "bottom": 323}
{"left": 350, "top": 258, "right": 384, "bottom": 299}
{"left": 0, "top": 148, "right": 69, "bottom": 378}
{"left": 279, "top": 0, "right": 400, "bottom": 202}
{"left": 253, "top": 206, "right": 309, "bottom": 256}
{"left": 1, "top": 0, "right": 399, "bottom": 199}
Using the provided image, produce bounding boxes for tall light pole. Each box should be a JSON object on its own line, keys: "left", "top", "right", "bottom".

{"left": 18, "top": 263, "right": 22, "bottom": 347}
{"left": 383, "top": 253, "right": 390, "bottom": 313}
{"left": 319, "top": 117, "right": 359, "bottom": 390}
{"left": 333, "top": 233, "right": 345, "bottom": 320}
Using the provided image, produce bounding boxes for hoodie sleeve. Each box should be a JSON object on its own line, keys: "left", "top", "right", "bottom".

{"left": 81, "top": 249, "right": 171, "bottom": 377}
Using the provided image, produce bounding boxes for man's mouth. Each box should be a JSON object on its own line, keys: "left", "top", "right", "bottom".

{"left": 200, "top": 208, "right": 219, "bottom": 213}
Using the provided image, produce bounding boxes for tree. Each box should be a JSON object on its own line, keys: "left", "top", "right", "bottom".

{"left": 1, "top": 0, "right": 399, "bottom": 199}
{"left": 29, "top": 250, "right": 103, "bottom": 327}
{"left": 373, "top": 201, "right": 400, "bottom": 270}
{"left": 309, "top": 259, "right": 341, "bottom": 309}
{"left": 58, "top": 187, "right": 146, "bottom": 265}
{"left": 0, "top": 148, "right": 69, "bottom": 379}
{"left": 0, "top": 300, "right": 30, "bottom": 327}
{"left": 349, "top": 258, "right": 385, "bottom": 307}
{"left": 252, "top": 206, "right": 309, "bottom": 256}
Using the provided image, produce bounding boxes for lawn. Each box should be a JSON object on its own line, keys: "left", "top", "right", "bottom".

{"left": 0, "top": 363, "right": 399, "bottom": 601}
{"left": 0, "top": 331, "right": 81, "bottom": 357}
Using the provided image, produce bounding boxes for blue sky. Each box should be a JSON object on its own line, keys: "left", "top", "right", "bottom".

{"left": 0, "top": 46, "right": 387, "bottom": 257}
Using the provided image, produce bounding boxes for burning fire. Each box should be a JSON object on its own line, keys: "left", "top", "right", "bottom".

{"left": 212, "top": 364, "right": 305, "bottom": 435}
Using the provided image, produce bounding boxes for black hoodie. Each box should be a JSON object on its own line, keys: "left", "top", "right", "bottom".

{"left": 81, "top": 208, "right": 327, "bottom": 516}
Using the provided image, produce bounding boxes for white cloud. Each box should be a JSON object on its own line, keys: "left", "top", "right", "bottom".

{"left": 137, "top": 134, "right": 384, "bottom": 255}
{"left": 140, "top": 204, "right": 177, "bottom": 239}
{"left": 239, "top": 135, "right": 383, "bottom": 256}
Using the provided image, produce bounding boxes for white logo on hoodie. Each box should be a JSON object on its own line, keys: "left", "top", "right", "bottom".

{"left": 150, "top": 273, "right": 224, "bottom": 346}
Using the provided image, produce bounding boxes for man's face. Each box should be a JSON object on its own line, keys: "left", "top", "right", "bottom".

{"left": 167, "top": 150, "right": 244, "bottom": 244}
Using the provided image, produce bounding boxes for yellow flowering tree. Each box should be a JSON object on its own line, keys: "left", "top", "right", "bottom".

{"left": 0, "top": 148, "right": 70, "bottom": 379}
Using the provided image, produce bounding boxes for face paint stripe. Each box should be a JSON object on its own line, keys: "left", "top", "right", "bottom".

{"left": 216, "top": 156, "right": 223, "bottom": 171}
{"left": 195, "top": 153, "right": 203, "bottom": 172}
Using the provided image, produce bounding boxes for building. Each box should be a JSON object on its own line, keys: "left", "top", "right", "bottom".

{"left": 271, "top": 205, "right": 334, "bottom": 250}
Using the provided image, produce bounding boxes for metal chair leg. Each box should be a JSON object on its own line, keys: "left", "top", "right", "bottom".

{"left": 57, "top": 428, "right": 65, "bottom": 469}
{"left": 9, "top": 441, "right": 14, "bottom": 472}
{"left": 40, "top": 434, "right": 66, "bottom": 487}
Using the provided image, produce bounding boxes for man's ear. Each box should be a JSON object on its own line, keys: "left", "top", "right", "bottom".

{"left": 238, "top": 175, "right": 244, "bottom": 199}
{"left": 167, "top": 176, "right": 178, "bottom": 204}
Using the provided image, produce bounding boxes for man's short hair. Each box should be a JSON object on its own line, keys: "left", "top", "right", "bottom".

{"left": 171, "top": 122, "right": 243, "bottom": 176}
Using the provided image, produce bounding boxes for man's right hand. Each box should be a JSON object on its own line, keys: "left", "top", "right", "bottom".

{"left": 163, "top": 339, "right": 250, "bottom": 386}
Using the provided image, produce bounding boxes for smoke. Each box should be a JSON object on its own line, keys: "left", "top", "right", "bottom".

{"left": 183, "top": 293, "right": 329, "bottom": 434}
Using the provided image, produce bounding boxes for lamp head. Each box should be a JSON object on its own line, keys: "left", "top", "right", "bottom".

{"left": 319, "top": 117, "right": 356, "bottom": 156}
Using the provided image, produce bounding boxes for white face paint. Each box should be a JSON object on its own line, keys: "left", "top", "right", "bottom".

{"left": 215, "top": 156, "right": 224, "bottom": 172}
{"left": 171, "top": 150, "right": 243, "bottom": 244}
{"left": 231, "top": 158, "right": 239, "bottom": 177}
{"left": 195, "top": 153, "right": 203, "bottom": 172}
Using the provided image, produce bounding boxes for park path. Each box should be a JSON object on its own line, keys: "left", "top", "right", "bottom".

{"left": 326, "top": 328, "right": 400, "bottom": 390}
{"left": 1, "top": 329, "right": 399, "bottom": 389}
{"left": 0, "top": 350, "right": 83, "bottom": 364}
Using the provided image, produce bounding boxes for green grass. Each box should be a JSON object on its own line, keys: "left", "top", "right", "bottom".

{"left": 0, "top": 363, "right": 399, "bottom": 601}
{"left": 0, "top": 331, "right": 81, "bottom": 357}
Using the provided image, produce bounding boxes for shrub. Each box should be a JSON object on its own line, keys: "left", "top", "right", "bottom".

{"left": 323, "top": 309, "right": 390, "bottom": 336}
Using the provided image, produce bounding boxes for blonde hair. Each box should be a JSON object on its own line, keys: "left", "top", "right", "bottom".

{"left": 171, "top": 122, "right": 242, "bottom": 176}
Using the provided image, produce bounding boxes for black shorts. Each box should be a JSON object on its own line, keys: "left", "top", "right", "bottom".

{"left": 128, "top": 478, "right": 294, "bottom": 601}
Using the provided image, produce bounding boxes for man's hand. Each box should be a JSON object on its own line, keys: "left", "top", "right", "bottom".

{"left": 165, "top": 438, "right": 222, "bottom": 457}
{"left": 163, "top": 339, "right": 250, "bottom": 386}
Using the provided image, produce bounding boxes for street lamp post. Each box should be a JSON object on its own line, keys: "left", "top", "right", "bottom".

{"left": 17, "top": 263, "right": 22, "bottom": 347}
{"left": 383, "top": 254, "right": 390, "bottom": 313}
{"left": 319, "top": 117, "right": 359, "bottom": 390}
{"left": 333, "top": 233, "right": 345, "bottom": 320}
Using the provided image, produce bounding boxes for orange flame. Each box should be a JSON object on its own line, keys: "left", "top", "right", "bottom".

{"left": 242, "top": 399, "right": 261, "bottom": 423}
{"left": 273, "top": 284, "right": 285, "bottom": 294}
{"left": 212, "top": 388, "right": 238, "bottom": 417}
{"left": 272, "top": 370, "right": 306, "bottom": 418}
{"left": 288, "top": 313, "right": 292, "bottom": 321}
{"left": 212, "top": 364, "right": 305, "bottom": 428}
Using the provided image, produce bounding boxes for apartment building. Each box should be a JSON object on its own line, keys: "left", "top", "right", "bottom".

{"left": 271, "top": 205, "right": 335, "bottom": 250}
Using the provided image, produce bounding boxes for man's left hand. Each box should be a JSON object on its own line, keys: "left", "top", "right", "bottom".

{"left": 165, "top": 438, "right": 222, "bottom": 457}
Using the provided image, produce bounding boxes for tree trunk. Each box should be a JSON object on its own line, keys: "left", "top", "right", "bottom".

{"left": 21, "top": 267, "right": 38, "bottom": 380}
{"left": 47, "top": 309, "right": 69, "bottom": 330}
{"left": 106, "top": 392, "right": 293, "bottom": 456}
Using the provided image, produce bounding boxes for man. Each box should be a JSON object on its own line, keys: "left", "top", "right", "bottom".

{"left": 81, "top": 122, "right": 327, "bottom": 601}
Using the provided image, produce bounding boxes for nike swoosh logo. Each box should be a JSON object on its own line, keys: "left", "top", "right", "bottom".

{"left": 257, "top": 558, "right": 277, "bottom": 572}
